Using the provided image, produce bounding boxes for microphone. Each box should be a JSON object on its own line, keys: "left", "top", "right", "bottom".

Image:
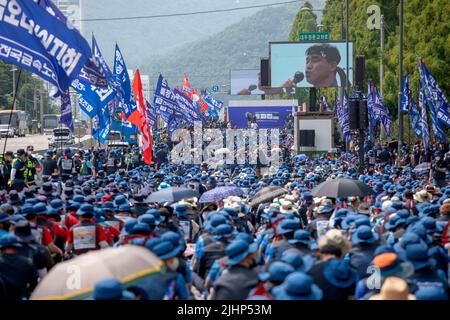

{"left": 293, "top": 71, "right": 305, "bottom": 84}
{"left": 248, "top": 84, "right": 257, "bottom": 91}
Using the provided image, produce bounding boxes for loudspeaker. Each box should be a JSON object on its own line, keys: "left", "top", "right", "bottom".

{"left": 349, "top": 98, "right": 359, "bottom": 130}
{"left": 309, "top": 88, "right": 317, "bottom": 112}
{"left": 359, "top": 98, "right": 368, "bottom": 128}
{"left": 355, "top": 56, "right": 365, "bottom": 91}
{"left": 260, "top": 58, "right": 270, "bottom": 87}
{"left": 299, "top": 130, "right": 315, "bottom": 147}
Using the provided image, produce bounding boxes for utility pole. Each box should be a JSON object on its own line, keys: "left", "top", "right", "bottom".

{"left": 346, "top": 0, "right": 349, "bottom": 97}
{"left": 379, "top": 14, "right": 385, "bottom": 142}
{"left": 398, "top": 0, "right": 404, "bottom": 160}
{"left": 380, "top": 14, "right": 385, "bottom": 99}
{"left": 39, "top": 91, "right": 44, "bottom": 135}
{"left": 12, "top": 67, "right": 17, "bottom": 110}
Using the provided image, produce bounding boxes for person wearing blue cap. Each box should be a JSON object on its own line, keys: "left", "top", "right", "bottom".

{"left": 9, "top": 149, "right": 28, "bottom": 192}
{"left": 349, "top": 225, "right": 380, "bottom": 279}
{"left": 248, "top": 261, "right": 295, "bottom": 299}
{"left": 265, "top": 219, "right": 300, "bottom": 262}
{"left": 211, "top": 239, "right": 259, "bottom": 300}
{"left": 405, "top": 243, "right": 449, "bottom": 295}
{"left": 297, "top": 191, "right": 313, "bottom": 227}
{"left": 288, "top": 230, "right": 314, "bottom": 255}
{"left": 196, "top": 223, "right": 235, "bottom": 280}
{"left": 92, "top": 278, "right": 135, "bottom": 300}
{"left": 0, "top": 234, "right": 39, "bottom": 300}
{"left": 192, "top": 214, "right": 226, "bottom": 275}
{"left": 145, "top": 238, "right": 189, "bottom": 300}
{"left": 65, "top": 204, "right": 109, "bottom": 256}
{"left": 174, "top": 204, "right": 200, "bottom": 244}
{"left": 307, "top": 201, "right": 335, "bottom": 239}
{"left": 272, "top": 272, "right": 323, "bottom": 300}
{"left": 309, "top": 257, "right": 358, "bottom": 300}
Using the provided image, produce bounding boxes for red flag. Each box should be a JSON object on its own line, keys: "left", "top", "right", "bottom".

{"left": 182, "top": 74, "right": 193, "bottom": 99}
{"left": 192, "top": 89, "right": 209, "bottom": 115}
{"left": 132, "top": 69, "right": 152, "bottom": 164}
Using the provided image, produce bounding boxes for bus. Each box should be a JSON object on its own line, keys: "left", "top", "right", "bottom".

{"left": 42, "top": 114, "right": 60, "bottom": 135}
{"left": 0, "top": 110, "right": 27, "bottom": 137}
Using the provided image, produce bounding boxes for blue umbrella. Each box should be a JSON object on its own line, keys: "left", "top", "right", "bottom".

{"left": 199, "top": 186, "right": 244, "bottom": 203}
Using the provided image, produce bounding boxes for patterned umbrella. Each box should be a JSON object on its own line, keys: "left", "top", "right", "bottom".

{"left": 312, "top": 178, "right": 374, "bottom": 198}
{"left": 199, "top": 186, "right": 244, "bottom": 203}
{"left": 414, "top": 162, "right": 431, "bottom": 172}
{"left": 145, "top": 187, "right": 199, "bottom": 204}
{"left": 249, "top": 186, "right": 287, "bottom": 208}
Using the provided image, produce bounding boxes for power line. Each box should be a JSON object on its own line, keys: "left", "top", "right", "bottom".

{"left": 79, "top": 0, "right": 305, "bottom": 22}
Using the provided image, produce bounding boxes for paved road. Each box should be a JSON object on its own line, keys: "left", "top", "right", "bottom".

{"left": 0, "top": 134, "right": 92, "bottom": 153}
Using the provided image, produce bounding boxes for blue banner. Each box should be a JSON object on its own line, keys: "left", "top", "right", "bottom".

{"left": 419, "top": 60, "right": 447, "bottom": 142}
{"left": 419, "top": 81, "right": 430, "bottom": 149}
{"left": 0, "top": 0, "right": 94, "bottom": 94}
{"left": 60, "top": 90, "right": 74, "bottom": 132}
{"left": 227, "top": 105, "right": 293, "bottom": 129}
{"left": 401, "top": 75, "right": 422, "bottom": 137}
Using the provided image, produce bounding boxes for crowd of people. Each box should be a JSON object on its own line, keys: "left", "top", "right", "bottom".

{"left": 0, "top": 127, "right": 449, "bottom": 300}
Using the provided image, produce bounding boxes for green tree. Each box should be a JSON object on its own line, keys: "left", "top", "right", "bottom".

{"left": 288, "top": 1, "right": 318, "bottom": 41}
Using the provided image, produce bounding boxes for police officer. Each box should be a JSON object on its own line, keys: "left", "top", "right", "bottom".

{"left": 9, "top": 149, "right": 28, "bottom": 192}
{"left": 57, "top": 148, "right": 74, "bottom": 182}
{"left": 25, "top": 146, "right": 41, "bottom": 186}
{"left": 0, "top": 151, "right": 13, "bottom": 190}
{"left": 66, "top": 204, "right": 109, "bottom": 257}
{"left": 42, "top": 150, "right": 58, "bottom": 182}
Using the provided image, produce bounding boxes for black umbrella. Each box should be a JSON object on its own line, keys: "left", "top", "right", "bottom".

{"left": 145, "top": 187, "right": 199, "bottom": 204}
{"left": 311, "top": 178, "right": 374, "bottom": 198}
{"left": 249, "top": 186, "right": 287, "bottom": 208}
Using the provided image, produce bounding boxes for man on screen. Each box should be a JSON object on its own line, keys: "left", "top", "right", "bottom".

{"left": 281, "top": 43, "right": 347, "bottom": 88}
{"left": 305, "top": 43, "right": 341, "bottom": 87}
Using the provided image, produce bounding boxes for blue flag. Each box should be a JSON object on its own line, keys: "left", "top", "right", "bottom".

{"left": 0, "top": 0, "right": 94, "bottom": 94}
{"left": 60, "top": 90, "right": 74, "bottom": 132}
{"left": 113, "top": 44, "right": 139, "bottom": 119}
{"left": 419, "top": 81, "right": 430, "bottom": 149}
{"left": 335, "top": 92, "right": 350, "bottom": 140}
{"left": 419, "top": 60, "right": 450, "bottom": 127}
{"left": 320, "top": 96, "right": 332, "bottom": 112}
{"left": 154, "top": 75, "right": 199, "bottom": 127}
{"left": 36, "top": 0, "right": 107, "bottom": 89}
{"left": 401, "top": 75, "right": 423, "bottom": 138}
{"left": 145, "top": 99, "right": 157, "bottom": 130}
{"left": 419, "top": 60, "right": 447, "bottom": 142}
{"left": 367, "top": 81, "right": 391, "bottom": 135}
{"left": 71, "top": 78, "right": 115, "bottom": 118}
